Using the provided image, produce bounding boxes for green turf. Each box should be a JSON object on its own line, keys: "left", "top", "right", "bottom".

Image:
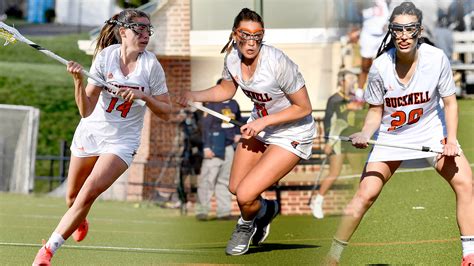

{"left": 0, "top": 164, "right": 470, "bottom": 265}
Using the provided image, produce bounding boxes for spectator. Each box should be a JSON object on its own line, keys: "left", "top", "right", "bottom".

{"left": 195, "top": 79, "right": 242, "bottom": 221}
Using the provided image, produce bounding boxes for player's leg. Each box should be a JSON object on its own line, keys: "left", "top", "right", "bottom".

{"left": 66, "top": 156, "right": 98, "bottom": 242}
{"left": 196, "top": 158, "right": 221, "bottom": 221}
{"left": 225, "top": 137, "right": 265, "bottom": 255}
{"left": 33, "top": 154, "right": 128, "bottom": 265}
{"left": 327, "top": 160, "right": 401, "bottom": 263}
{"left": 435, "top": 154, "right": 474, "bottom": 262}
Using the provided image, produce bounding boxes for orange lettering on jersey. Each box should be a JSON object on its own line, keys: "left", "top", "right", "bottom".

{"left": 384, "top": 91, "right": 430, "bottom": 108}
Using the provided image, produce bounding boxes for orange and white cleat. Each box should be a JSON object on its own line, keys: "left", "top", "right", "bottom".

{"left": 72, "top": 219, "right": 89, "bottom": 242}
{"left": 32, "top": 240, "right": 53, "bottom": 266}
{"left": 462, "top": 254, "right": 474, "bottom": 266}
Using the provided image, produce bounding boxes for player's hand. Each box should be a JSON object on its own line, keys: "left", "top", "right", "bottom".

{"left": 66, "top": 61, "right": 84, "bottom": 81}
{"left": 442, "top": 142, "right": 459, "bottom": 157}
{"left": 349, "top": 132, "right": 369, "bottom": 149}
{"left": 118, "top": 87, "right": 146, "bottom": 102}
{"left": 240, "top": 118, "right": 266, "bottom": 137}
{"left": 203, "top": 148, "right": 215, "bottom": 159}
{"left": 175, "top": 91, "right": 195, "bottom": 107}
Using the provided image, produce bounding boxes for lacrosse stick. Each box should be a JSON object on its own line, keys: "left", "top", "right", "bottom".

{"left": 326, "top": 135, "right": 445, "bottom": 154}
{"left": 0, "top": 22, "right": 145, "bottom": 106}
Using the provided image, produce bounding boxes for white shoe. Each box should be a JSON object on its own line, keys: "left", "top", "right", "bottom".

{"left": 310, "top": 195, "right": 324, "bottom": 219}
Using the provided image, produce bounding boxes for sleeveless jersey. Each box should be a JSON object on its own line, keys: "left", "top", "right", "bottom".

{"left": 364, "top": 43, "right": 456, "bottom": 161}
{"left": 81, "top": 44, "right": 168, "bottom": 145}
{"left": 222, "top": 44, "right": 315, "bottom": 159}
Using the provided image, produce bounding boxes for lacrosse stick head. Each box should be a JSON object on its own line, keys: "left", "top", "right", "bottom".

{"left": 0, "top": 22, "right": 27, "bottom": 46}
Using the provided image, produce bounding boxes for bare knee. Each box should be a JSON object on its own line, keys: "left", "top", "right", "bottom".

{"left": 228, "top": 183, "right": 237, "bottom": 195}
{"left": 66, "top": 195, "right": 76, "bottom": 208}
{"left": 344, "top": 192, "right": 378, "bottom": 218}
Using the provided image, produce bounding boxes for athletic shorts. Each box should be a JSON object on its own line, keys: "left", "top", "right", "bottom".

{"left": 70, "top": 124, "right": 137, "bottom": 167}
{"left": 258, "top": 133, "right": 314, "bottom": 160}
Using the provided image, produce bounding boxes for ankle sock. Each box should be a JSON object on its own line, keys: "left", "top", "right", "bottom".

{"left": 461, "top": 235, "right": 474, "bottom": 257}
{"left": 328, "top": 237, "right": 348, "bottom": 262}
{"left": 46, "top": 232, "right": 65, "bottom": 255}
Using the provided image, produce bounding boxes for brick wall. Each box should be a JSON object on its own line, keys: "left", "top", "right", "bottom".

{"left": 127, "top": 0, "right": 191, "bottom": 201}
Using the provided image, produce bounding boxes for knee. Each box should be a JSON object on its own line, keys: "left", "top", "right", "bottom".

{"left": 228, "top": 183, "right": 237, "bottom": 195}
{"left": 66, "top": 195, "right": 76, "bottom": 207}
{"left": 344, "top": 193, "right": 378, "bottom": 218}
{"left": 235, "top": 188, "right": 256, "bottom": 208}
{"left": 452, "top": 176, "right": 473, "bottom": 196}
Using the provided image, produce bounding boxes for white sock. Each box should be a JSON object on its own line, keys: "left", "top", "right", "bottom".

{"left": 461, "top": 235, "right": 474, "bottom": 257}
{"left": 256, "top": 198, "right": 267, "bottom": 219}
{"left": 237, "top": 217, "right": 254, "bottom": 225}
{"left": 328, "top": 237, "right": 348, "bottom": 262}
{"left": 45, "top": 232, "right": 65, "bottom": 255}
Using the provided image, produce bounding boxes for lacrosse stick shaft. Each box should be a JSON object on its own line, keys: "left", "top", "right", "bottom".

{"left": 186, "top": 100, "right": 244, "bottom": 127}
{"left": 0, "top": 22, "right": 145, "bottom": 106}
{"left": 33, "top": 44, "right": 146, "bottom": 106}
{"left": 327, "top": 135, "right": 444, "bottom": 154}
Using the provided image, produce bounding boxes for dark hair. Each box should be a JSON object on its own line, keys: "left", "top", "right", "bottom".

{"left": 375, "top": 1, "right": 432, "bottom": 58}
{"left": 94, "top": 9, "right": 150, "bottom": 58}
{"left": 220, "top": 8, "right": 264, "bottom": 54}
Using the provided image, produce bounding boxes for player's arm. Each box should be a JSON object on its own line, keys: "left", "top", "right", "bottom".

{"left": 143, "top": 93, "right": 172, "bottom": 121}
{"left": 177, "top": 79, "right": 238, "bottom": 106}
{"left": 67, "top": 61, "right": 101, "bottom": 118}
{"left": 441, "top": 94, "right": 459, "bottom": 156}
{"left": 350, "top": 104, "right": 383, "bottom": 149}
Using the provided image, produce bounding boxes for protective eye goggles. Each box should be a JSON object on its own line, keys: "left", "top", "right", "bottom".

{"left": 389, "top": 22, "right": 421, "bottom": 39}
{"left": 107, "top": 19, "right": 154, "bottom": 36}
{"left": 234, "top": 27, "right": 265, "bottom": 42}
{"left": 124, "top": 22, "right": 154, "bottom": 36}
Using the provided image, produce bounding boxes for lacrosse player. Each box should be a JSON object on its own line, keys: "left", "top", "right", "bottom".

{"left": 327, "top": 2, "right": 474, "bottom": 265}
{"left": 177, "top": 8, "right": 315, "bottom": 256}
{"left": 309, "top": 70, "right": 362, "bottom": 219}
{"left": 33, "top": 9, "right": 172, "bottom": 266}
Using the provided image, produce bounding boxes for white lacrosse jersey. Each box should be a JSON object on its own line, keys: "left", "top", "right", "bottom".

{"left": 222, "top": 44, "right": 316, "bottom": 159}
{"left": 364, "top": 43, "right": 456, "bottom": 162}
{"left": 80, "top": 44, "right": 168, "bottom": 145}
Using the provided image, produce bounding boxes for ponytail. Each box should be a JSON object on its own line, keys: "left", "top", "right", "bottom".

{"left": 94, "top": 14, "right": 121, "bottom": 59}
{"left": 220, "top": 33, "right": 234, "bottom": 54}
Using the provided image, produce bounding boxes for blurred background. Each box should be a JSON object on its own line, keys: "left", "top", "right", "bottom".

{"left": 0, "top": 0, "right": 473, "bottom": 216}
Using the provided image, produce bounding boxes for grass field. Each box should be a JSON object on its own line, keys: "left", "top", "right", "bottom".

{"left": 0, "top": 162, "right": 472, "bottom": 265}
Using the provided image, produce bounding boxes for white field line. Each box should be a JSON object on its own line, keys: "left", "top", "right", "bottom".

{"left": 0, "top": 242, "right": 214, "bottom": 254}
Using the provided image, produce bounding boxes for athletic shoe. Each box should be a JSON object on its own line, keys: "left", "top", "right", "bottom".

{"left": 195, "top": 213, "right": 208, "bottom": 221}
{"left": 252, "top": 199, "right": 279, "bottom": 246}
{"left": 225, "top": 221, "right": 256, "bottom": 255}
{"left": 462, "top": 254, "right": 474, "bottom": 266}
{"left": 310, "top": 195, "right": 324, "bottom": 219}
{"left": 32, "top": 241, "right": 53, "bottom": 266}
{"left": 72, "top": 219, "right": 88, "bottom": 242}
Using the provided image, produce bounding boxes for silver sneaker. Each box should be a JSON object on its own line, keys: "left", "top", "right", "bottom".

{"left": 225, "top": 222, "right": 256, "bottom": 255}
